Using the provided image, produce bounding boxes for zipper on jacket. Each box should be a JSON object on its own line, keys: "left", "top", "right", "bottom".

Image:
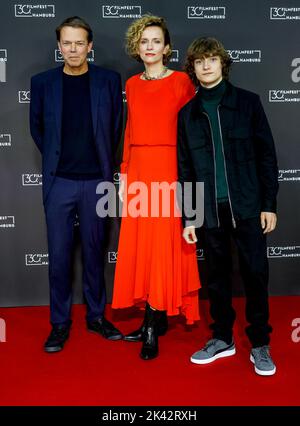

{"left": 217, "top": 105, "right": 236, "bottom": 228}
{"left": 202, "top": 111, "right": 220, "bottom": 228}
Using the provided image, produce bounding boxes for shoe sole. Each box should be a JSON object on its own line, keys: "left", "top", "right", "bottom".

{"left": 44, "top": 346, "right": 63, "bottom": 353}
{"left": 123, "top": 336, "right": 141, "bottom": 342}
{"left": 87, "top": 329, "right": 123, "bottom": 341}
{"left": 140, "top": 352, "right": 159, "bottom": 360}
{"left": 124, "top": 329, "right": 167, "bottom": 342}
{"left": 250, "top": 354, "right": 276, "bottom": 376}
{"left": 190, "top": 347, "right": 236, "bottom": 365}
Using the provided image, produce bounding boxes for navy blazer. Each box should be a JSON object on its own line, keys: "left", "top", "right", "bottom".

{"left": 30, "top": 63, "right": 123, "bottom": 203}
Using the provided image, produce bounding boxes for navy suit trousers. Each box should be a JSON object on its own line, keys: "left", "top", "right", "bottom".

{"left": 45, "top": 177, "right": 107, "bottom": 326}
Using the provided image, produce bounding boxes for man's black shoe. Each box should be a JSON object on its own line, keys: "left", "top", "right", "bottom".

{"left": 87, "top": 317, "right": 123, "bottom": 340}
{"left": 44, "top": 325, "right": 70, "bottom": 353}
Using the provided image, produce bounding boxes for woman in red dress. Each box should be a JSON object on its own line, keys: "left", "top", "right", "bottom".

{"left": 112, "top": 15, "right": 201, "bottom": 360}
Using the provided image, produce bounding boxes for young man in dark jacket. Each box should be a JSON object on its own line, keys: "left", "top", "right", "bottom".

{"left": 178, "top": 37, "right": 279, "bottom": 376}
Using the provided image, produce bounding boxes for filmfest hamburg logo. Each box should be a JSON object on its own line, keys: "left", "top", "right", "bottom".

{"left": 22, "top": 174, "right": 43, "bottom": 186}
{"left": 108, "top": 251, "right": 117, "bottom": 263}
{"left": 196, "top": 249, "right": 205, "bottom": 260}
{"left": 278, "top": 169, "right": 300, "bottom": 182}
{"left": 0, "top": 216, "right": 15, "bottom": 228}
{"left": 14, "top": 4, "right": 55, "bottom": 17}
{"left": 270, "top": 7, "right": 300, "bottom": 20}
{"left": 187, "top": 6, "right": 226, "bottom": 19}
{"left": 74, "top": 213, "right": 80, "bottom": 227}
{"left": 170, "top": 50, "right": 179, "bottom": 63}
{"left": 25, "top": 254, "right": 49, "bottom": 266}
{"left": 227, "top": 50, "right": 261, "bottom": 63}
{"left": 269, "top": 90, "right": 300, "bottom": 102}
{"left": 102, "top": 5, "right": 142, "bottom": 19}
{"left": 18, "top": 90, "right": 30, "bottom": 103}
{"left": 0, "top": 49, "right": 7, "bottom": 83}
{"left": 268, "top": 246, "right": 300, "bottom": 258}
{"left": 114, "top": 172, "right": 121, "bottom": 184}
{"left": 55, "top": 49, "right": 95, "bottom": 63}
{"left": 0, "top": 134, "right": 11, "bottom": 147}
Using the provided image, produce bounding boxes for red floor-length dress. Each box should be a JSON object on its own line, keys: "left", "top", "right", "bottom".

{"left": 112, "top": 71, "right": 201, "bottom": 324}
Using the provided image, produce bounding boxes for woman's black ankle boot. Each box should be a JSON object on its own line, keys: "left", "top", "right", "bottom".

{"left": 124, "top": 303, "right": 168, "bottom": 342}
{"left": 123, "top": 303, "right": 150, "bottom": 342}
{"left": 140, "top": 307, "right": 163, "bottom": 360}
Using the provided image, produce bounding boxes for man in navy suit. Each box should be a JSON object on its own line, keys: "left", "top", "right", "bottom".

{"left": 30, "top": 16, "right": 123, "bottom": 352}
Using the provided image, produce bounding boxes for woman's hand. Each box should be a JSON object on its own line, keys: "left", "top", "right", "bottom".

{"left": 183, "top": 226, "right": 197, "bottom": 244}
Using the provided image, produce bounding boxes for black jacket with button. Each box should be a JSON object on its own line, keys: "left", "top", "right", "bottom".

{"left": 177, "top": 81, "right": 279, "bottom": 228}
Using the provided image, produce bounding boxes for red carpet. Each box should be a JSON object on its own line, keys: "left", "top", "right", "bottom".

{"left": 0, "top": 296, "right": 299, "bottom": 406}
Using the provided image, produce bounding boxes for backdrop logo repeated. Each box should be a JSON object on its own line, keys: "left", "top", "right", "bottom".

{"left": 18, "top": 90, "right": 30, "bottom": 103}
{"left": 0, "top": 134, "right": 11, "bottom": 147}
{"left": 14, "top": 4, "right": 55, "bottom": 18}
{"left": 102, "top": 5, "right": 142, "bottom": 19}
{"left": 108, "top": 251, "right": 117, "bottom": 263}
{"left": 0, "top": 216, "right": 15, "bottom": 228}
{"left": 54, "top": 49, "right": 95, "bottom": 63}
{"left": 268, "top": 246, "right": 300, "bottom": 258}
{"left": 113, "top": 172, "right": 121, "bottom": 184}
{"left": 269, "top": 90, "right": 300, "bottom": 102}
{"left": 227, "top": 50, "right": 261, "bottom": 63}
{"left": 0, "top": 49, "right": 7, "bottom": 82}
{"left": 22, "top": 173, "right": 43, "bottom": 186}
{"left": 74, "top": 213, "right": 79, "bottom": 227}
{"left": 122, "top": 90, "right": 127, "bottom": 103}
{"left": 170, "top": 49, "right": 179, "bottom": 63}
{"left": 278, "top": 169, "right": 300, "bottom": 182}
{"left": 270, "top": 7, "right": 300, "bottom": 20}
{"left": 196, "top": 248, "right": 205, "bottom": 260}
{"left": 0, "top": 0, "right": 297, "bottom": 306}
{"left": 291, "top": 58, "right": 300, "bottom": 83}
{"left": 187, "top": 6, "right": 226, "bottom": 19}
{"left": 25, "top": 254, "right": 49, "bottom": 266}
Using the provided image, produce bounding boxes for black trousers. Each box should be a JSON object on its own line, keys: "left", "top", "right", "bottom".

{"left": 203, "top": 202, "right": 272, "bottom": 347}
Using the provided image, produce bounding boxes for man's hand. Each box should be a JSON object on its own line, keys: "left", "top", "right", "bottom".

{"left": 260, "top": 212, "right": 277, "bottom": 234}
{"left": 183, "top": 226, "right": 198, "bottom": 244}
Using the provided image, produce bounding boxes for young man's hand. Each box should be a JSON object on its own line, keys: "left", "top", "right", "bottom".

{"left": 183, "top": 226, "right": 198, "bottom": 244}
{"left": 260, "top": 212, "right": 277, "bottom": 234}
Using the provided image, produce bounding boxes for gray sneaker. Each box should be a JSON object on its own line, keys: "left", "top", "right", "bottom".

{"left": 190, "top": 338, "right": 236, "bottom": 365}
{"left": 250, "top": 346, "right": 276, "bottom": 376}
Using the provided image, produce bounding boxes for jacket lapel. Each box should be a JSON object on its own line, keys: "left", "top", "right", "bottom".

{"left": 88, "top": 64, "right": 99, "bottom": 137}
{"left": 52, "top": 66, "right": 63, "bottom": 145}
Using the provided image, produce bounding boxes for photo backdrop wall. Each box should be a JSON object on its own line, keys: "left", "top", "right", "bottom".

{"left": 1, "top": 0, "right": 300, "bottom": 307}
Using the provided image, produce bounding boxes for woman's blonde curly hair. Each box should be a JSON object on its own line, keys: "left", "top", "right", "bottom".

{"left": 125, "top": 14, "right": 172, "bottom": 64}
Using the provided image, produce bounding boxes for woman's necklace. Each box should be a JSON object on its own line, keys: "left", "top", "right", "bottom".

{"left": 142, "top": 66, "right": 168, "bottom": 80}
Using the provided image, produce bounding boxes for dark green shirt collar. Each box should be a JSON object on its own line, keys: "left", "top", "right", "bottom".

{"left": 200, "top": 79, "right": 227, "bottom": 102}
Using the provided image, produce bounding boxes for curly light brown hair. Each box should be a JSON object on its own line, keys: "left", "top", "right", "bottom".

{"left": 125, "top": 14, "right": 172, "bottom": 64}
{"left": 184, "top": 37, "right": 232, "bottom": 86}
